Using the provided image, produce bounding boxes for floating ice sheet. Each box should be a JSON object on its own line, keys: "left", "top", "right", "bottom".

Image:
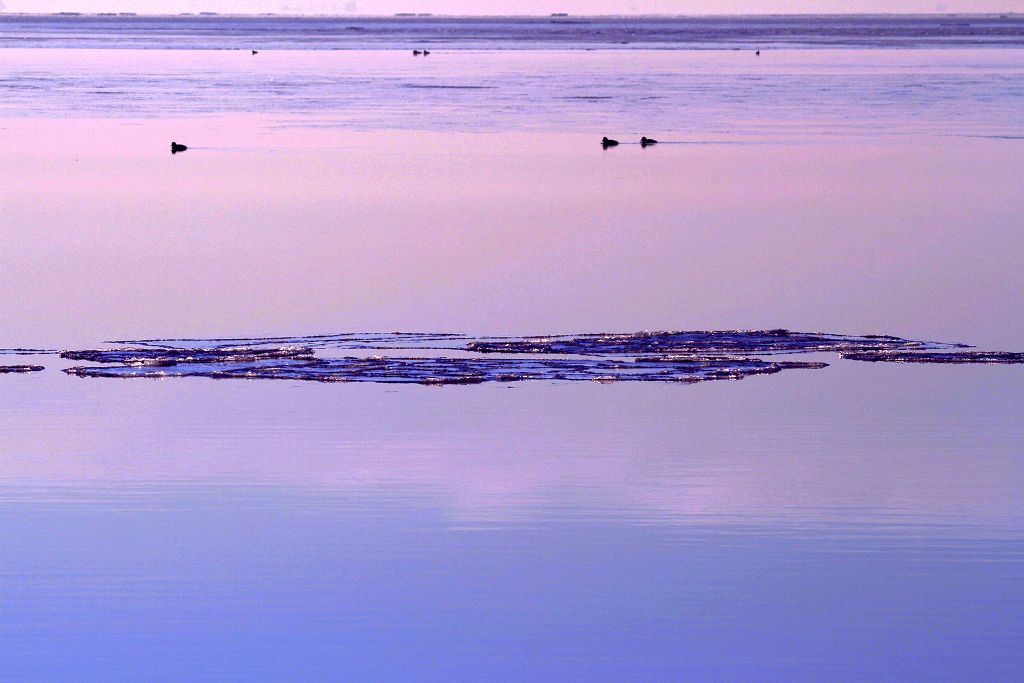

{"left": 0, "top": 365, "right": 45, "bottom": 374}
{"left": 841, "top": 351, "right": 1024, "bottom": 364}
{"left": 38, "top": 329, "right": 1023, "bottom": 385}
{"left": 63, "top": 355, "right": 828, "bottom": 385}
{"left": 107, "top": 333, "right": 466, "bottom": 352}
{"left": 108, "top": 329, "right": 961, "bottom": 356}
{"left": 463, "top": 329, "right": 962, "bottom": 356}
{"left": 62, "top": 346, "right": 316, "bottom": 365}
{"left": 0, "top": 348, "right": 57, "bottom": 356}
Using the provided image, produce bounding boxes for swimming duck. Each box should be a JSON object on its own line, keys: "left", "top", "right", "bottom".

{"left": 640, "top": 136, "right": 658, "bottom": 146}
{"left": 601, "top": 137, "right": 619, "bottom": 148}
{"left": 755, "top": 50, "right": 760, "bottom": 56}
{"left": 413, "top": 49, "right": 422, "bottom": 55}
{"left": 171, "top": 141, "right": 188, "bottom": 154}
{"left": 252, "top": 49, "right": 258, "bottom": 55}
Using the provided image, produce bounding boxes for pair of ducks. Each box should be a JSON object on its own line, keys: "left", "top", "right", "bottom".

{"left": 602, "top": 136, "right": 658, "bottom": 148}
{"left": 174, "top": 136, "right": 656, "bottom": 154}
{"left": 412, "top": 49, "right": 431, "bottom": 56}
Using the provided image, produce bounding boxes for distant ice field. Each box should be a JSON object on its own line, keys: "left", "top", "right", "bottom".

{"left": 1, "top": 47, "right": 1022, "bottom": 139}
{"left": 1, "top": 14, "right": 1023, "bottom": 51}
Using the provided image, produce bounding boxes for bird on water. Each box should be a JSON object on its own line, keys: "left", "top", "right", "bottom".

{"left": 171, "top": 142, "right": 188, "bottom": 154}
{"left": 601, "top": 137, "right": 619, "bottom": 148}
{"left": 640, "top": 136, "right": 658, "bottom": 146}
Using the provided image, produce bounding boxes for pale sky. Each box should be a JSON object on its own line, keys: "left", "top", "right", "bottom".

{"left": 3, "top": 0, "right": 1022, "bottom": 15}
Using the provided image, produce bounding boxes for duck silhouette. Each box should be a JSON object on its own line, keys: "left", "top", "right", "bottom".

{"left": 601, "top": 137, "right": 619, "bottom": 148}
{"left": 252, "top": 49, "right": 258, "bottom": 55}
{"left": 170, "top": 141, "right": 188, "bottom": 154}
{"left": 755, "top": 50, "right": 760, "bottom": 56}
{"left": 413, "top": 49, "right": 422, "bottom": 55}
{"left": 640, "top": 136, "right": 658, "bottom": 146}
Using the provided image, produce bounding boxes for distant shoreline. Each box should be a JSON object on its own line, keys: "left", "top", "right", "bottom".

{"left": 2, "top": 13, "right": 1021, "bottom": 18}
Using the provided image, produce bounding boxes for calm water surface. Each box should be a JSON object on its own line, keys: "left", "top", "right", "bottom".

{"left": 1, "top": 30, "right": 1023, "bottom": 681}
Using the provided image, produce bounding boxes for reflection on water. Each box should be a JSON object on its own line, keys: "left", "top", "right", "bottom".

{"left": 6, "top": 487, "right": 1020, "bottom": 681}
{"left": 2, "top": 361, "right": 1023, "bottom": 679}
{"left": 3, "top": 123, "right": 1023, "bottom": 351}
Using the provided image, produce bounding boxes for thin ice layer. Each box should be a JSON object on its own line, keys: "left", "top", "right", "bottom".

{"left": 61, "top": 346, "right": 316, "bottom": 365}
{"left": 464, "top": 329, "right": 963, "bottom": 356}
{"left": 841, "top": 351, "right": 1024, "bottom": 364}
{"left": 63, "top": 355, "right": 828, "bottom": 385}
{"left": 109, "top": 329, "right": 963, "bottom": 356}
{"left": 106, "top": 333, "right": 466, "bottom": 352}
{"left": 0, "top": 365, "right": 45, "bottom": 373}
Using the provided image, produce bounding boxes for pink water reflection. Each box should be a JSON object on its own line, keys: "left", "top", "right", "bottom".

{"left": 2, "top": 116, "right": 1022, "bottom": 350}
{"left": 3, "top": 360, "right": 1021, "bottom": 531}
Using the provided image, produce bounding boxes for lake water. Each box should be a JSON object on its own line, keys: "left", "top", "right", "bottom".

{"left": 1, "top": 16, "right": 1023, "bottom": 681}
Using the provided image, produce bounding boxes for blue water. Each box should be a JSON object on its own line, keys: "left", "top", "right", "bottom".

{"left": 3, "top": 360, "right": 1023, "bottom": 680}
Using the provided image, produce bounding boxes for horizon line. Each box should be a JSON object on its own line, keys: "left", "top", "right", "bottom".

{"left": 4, "top": 11, "right": 1021, "bottom": 17}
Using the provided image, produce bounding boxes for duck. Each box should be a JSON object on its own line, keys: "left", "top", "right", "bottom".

{"left": 170, "top": 141, "right": 188, "bottom": 154}
{"left": 755, "top": 49, "right": 760, "bottom": 56}
{"left": 601, "top": 137, "right": 619, "bottom": 148}
{"left": 252, "top": 49, "right": 258, "bottom": 55}
{"left": 640, "top": 136, "right": 658, "bottom": 146}
{"left": 423, "top": 50, "right": 430, "bottom": 55}
{"left": 413, "top": 49, "right": 422, "bottom": 55}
